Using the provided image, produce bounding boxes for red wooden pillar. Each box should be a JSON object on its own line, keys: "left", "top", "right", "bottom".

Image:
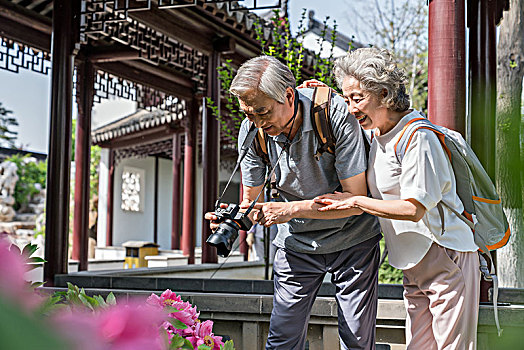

{"left": 72, "top": 59, "right": 94, "bottom": 271}
{"left": 428, "top": 0, "right": 466, "bottom": 134}
{"left": 171, "top": 132, "right": 182, "bottom": 250}
{"left": 106, "top": 149, "right": 114, "bottom": 247}
{"left": 181, "top": 99, "right": 198, "bottom": 264}
{"left": 44, "top": 0, "right": 78, "bottom": 285}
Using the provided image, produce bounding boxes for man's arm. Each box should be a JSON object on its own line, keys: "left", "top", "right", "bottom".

{"left": 246, "top": 172, "right": 366, "bottom": 227}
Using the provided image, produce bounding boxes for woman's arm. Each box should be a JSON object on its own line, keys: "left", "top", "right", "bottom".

{"left": 314, "top": 193, "right": 426, "bottom": 222}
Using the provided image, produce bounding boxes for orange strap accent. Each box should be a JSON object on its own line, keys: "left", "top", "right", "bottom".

{"left": 402, "top": 126, "right": 452, "bottom": 160}
{"left": 464, "top": 210, "right": 510, "bottom": 251}
{"left": 472, "top": 196, "right": 501, "bottom": 204}
{"left": 487, "top": 227, "right": 511, "bottom": 250}
{"left": 394, "top": 117, "right": 427, "bottom": 155}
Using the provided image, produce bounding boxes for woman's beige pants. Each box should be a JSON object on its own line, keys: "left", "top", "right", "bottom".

{"left": 403, "top": 243, "right": 480, "bottom": 350}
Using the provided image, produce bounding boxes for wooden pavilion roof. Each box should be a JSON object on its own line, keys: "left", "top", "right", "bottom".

{"left": 92, "top": 108, "right": 185, "bottom": 144}
{"left": 0, "top": 0, "right": 318, "bottom": 89}
{"left": 0, "top": 0, "right": 323, "bottom": 156}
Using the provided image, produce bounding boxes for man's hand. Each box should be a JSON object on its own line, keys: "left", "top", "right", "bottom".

{"left": 297, "top": 79, "right": 328, "bottom": 89}
{"left": 241, "top": 201, "right": 294, "bottom": 227}
{"left": 314, "top": 191, "right": 362, "bottom": 211}
{"left": 204, "top": 203, "right": 228, "bottom": 231}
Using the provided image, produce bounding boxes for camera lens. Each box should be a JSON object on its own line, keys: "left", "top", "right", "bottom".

{"left": 206, "top": 219, "right": 240, "bottom": 257}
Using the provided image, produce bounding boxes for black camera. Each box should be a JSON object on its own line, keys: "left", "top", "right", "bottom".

{"left": 206, "top": 203, "right": 253, "bottom": 257}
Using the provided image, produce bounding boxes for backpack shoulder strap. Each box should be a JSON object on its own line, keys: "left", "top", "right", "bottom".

{"left": 253, "top": 127, "right": 270, "bottom": 166}
{"left": 311, "top": 86, "right": 336, "bottom": 160}
{"left": 394, "top": 116, "right": 450, "bottom": 163}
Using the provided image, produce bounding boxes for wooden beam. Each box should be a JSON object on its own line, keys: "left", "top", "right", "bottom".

{"left": 88, "top": 47, "right": 141, "bottom": 63}
{"left": 27, "top": 0, "right": 48, "bottom": 11}
{"left": 0, "top": 14, "right": 50, "bottom": 51}
{"left": 0, "top": 0, "right": 52, "bottom": 34}
{"left": 97, "top": 124, "right": 176, "bottom": 149}
{"left": 94, "top": 61, "right": 194, "bottom": 101}
{"left": 130, "top": 8, "right": 215, "bottom": 55}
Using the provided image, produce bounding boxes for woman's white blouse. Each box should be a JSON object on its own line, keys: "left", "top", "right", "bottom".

{"left": 367, "top": 111, "right": 479, "bottom": 270}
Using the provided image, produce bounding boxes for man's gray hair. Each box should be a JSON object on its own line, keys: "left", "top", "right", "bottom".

{"left": 334, "top": 48, "right": 410, "bottom": 112}
{"left": 230, "top": 56, "right": 296, "bottom": 103}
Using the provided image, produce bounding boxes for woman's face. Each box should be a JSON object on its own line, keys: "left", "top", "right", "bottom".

{"left": 341, "top": 76, "right": 387, "bottom": 131}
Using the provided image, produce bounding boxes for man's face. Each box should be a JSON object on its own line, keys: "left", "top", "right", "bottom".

{"left": 238, "top": 88, "right": 295, "bottom": 136}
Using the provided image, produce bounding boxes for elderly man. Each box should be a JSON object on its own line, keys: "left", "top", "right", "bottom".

{"left": 205, "top": 56, "right": 381, "bottom": 350}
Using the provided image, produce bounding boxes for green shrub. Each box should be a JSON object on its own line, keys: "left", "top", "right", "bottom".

{"left": 378, "top": 238, "right": 403, "bottom": 284}
{"left": 5, "top": 154, "right": 46, "bottom": 211}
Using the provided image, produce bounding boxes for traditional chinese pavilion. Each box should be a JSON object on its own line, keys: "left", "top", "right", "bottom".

{"left": 0, "top": 0, "right": 508, "bottom": 286}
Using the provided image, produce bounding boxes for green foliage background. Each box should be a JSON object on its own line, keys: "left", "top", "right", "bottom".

{"left": 378, "top": 237, "right": 403, "bottom": 284}
{"left": 0, "top": 102, "right": 18, "bottom": 147}
{"left": 5, "top": 154, "right": 47, "bottom": 211}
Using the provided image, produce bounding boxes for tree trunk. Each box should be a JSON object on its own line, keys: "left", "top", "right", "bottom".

{"left": 495, "top": 0, "right": 524, "bottom": 288}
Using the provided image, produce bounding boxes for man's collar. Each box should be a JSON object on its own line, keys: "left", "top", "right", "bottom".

{"left": 271, "top": 89, "right": 313, "bottom": 142}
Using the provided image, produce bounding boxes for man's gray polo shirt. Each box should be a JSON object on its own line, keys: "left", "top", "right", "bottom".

{"left": 238, "top": 88, "right": 381, "bottom": 254}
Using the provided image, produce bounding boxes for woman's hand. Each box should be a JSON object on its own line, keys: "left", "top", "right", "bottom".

{"left": 314, "top": 192, "right": 360, "bottom": 211}
{"left": 297, "top": 79, "right": 328, "bottom": 89}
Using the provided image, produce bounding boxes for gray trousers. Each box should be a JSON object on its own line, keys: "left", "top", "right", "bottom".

{"left": 266, "top": 236, "right": 380, "bottom": 350}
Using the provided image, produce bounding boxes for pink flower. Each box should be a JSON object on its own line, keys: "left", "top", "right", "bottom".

{"left": 98, "top": 301, "right": 167, "bottom": 350}
{"left": 147, "top": 289, "right": 199, "bottom": 333}
{"left": 147, "top": 289, "right": 183, "bottom": 308}
{"left": 53, "top": 301, "right": 168, "bottom": 350}
{"left": 187, "top": 320, "right": 224, "bottom": 350}
{"left": 0, "top": 239, "right": 42, "bottom": 310}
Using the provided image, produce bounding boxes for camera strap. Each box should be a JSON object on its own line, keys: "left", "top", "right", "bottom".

{"left": 215, "top": 122, "right": 258, "bottom": 209}
{"left": 243, "top": 92, "right": 300, "bottom": 216}
{"left": 215, "top": 90, "right": 300, "bottom": 216}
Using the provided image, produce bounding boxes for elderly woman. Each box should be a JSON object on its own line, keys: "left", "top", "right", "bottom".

{"left": 313, "top": 48, "right": 480, "bottom": 350}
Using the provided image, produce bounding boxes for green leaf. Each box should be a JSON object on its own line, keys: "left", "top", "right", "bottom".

{"left": 31, "top": 281, "right": 45, "bottom": 289}
{"left": 105, "top": 292, "right": 117, "bottom": 305}
{"left": 93, "top": 295, "right": 108, "bottom": 308}
{"left": 22, "top": 243, "right": 38, "bottom": 258}
{"left": 220, "top": 340, "right": 235, "bottom": 350}
{"left": 29, "top": 256, "right": 46, "bottom": 264}
{"left": 198, "top": 345, "right": 212, "bottom": 350}
{"left": 181, "top": 339, "right": 194, "bottom": 349}
{"left": 66, "top": 282, "right": 78, "bottom": 292}
{"left": 78, "top": 294, "right": 96, "bottom": 311}
{"left": 164, "top": 305, "right": 181, "bottom": 313}
{"left": 170, "top": 334, "right": 186, "bottom": 348}
{"left": 168, "top": 318, "right": 188, "bottom": 330}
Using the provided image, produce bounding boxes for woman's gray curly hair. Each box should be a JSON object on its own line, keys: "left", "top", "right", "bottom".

{"left": 333, "top": 48, "right": 411, "bottom": 112}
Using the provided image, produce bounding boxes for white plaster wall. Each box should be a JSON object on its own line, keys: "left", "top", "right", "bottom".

{"left": 96, "top": 148, "right": 109, "bottom": 247}
{"left": 97, "top": 150, "right": 233, "bottom": 251}
{"left": 157, "top": 158, "right": 174, "bottom": 249}
{"left": 112, "top": 157, "right": 155, "bottom": 246}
